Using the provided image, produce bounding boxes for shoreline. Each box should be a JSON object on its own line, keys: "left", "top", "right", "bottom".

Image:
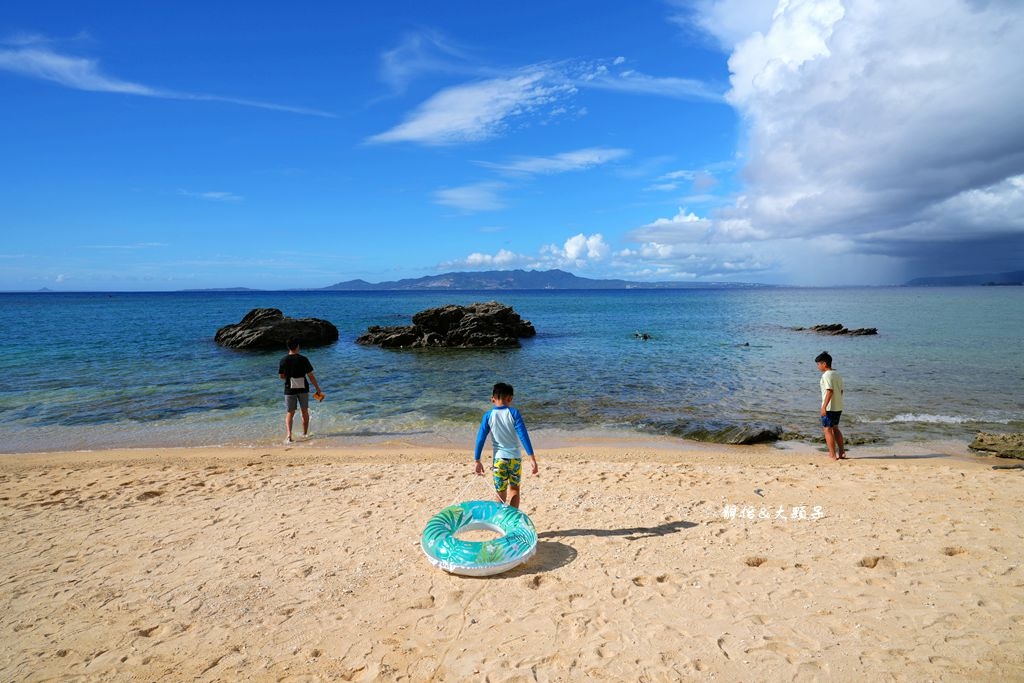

{"left": 0, "top": 425, "right": 991, "bottom": 465}
{"left": 3, "top": 437, "right": 1021, "bottom": 680}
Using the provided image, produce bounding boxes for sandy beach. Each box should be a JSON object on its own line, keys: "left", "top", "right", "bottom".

{"left": 2, "top": 436, "right": 1022, "bottom": 682}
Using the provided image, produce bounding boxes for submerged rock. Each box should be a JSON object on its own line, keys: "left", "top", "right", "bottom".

{"left": 688, "top": 423, "right": 784, "bottom": 445}
{"left": 642, "top": 419, "right": 784, "bottom": 445}
{"left": 357, "top": 301, "right": 536, "bottom": 349}
{"left": 792, "top": 323, "right": 878, "bottom": 336}
{"left": 215, "top": 308, "right": 339, "bottom": 350}
{"left": 969, "top": 432, "right": 1024, "bottom": 459}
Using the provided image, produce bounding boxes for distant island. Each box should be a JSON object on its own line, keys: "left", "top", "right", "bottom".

{"left": 3, "top": 271, "right": 763, "bottom": 294}
{"left": 904, "top": 270, "right": 1023, "bottom": 287}
{"left": 321, "top": 269, "right": 766, "bottom": 291}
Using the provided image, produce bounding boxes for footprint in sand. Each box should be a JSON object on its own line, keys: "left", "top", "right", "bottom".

{"left": 408, "top": 595, "right": 435, "bottom": 609}
{"left": 745, "top": 556, "right": 767, "bottom": 567}
{"left": 137, "top": 491, "right": 165, "bottom": 501}
{"left": 942, "top": 546, "right": 966, "bottom": 556}
{"left": 858, "top": 555, "right": 884, "bottom": 568}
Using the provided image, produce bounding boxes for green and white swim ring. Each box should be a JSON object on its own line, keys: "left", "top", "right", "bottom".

{"left": 421, "top": 500, "right": 538, "bottom": 576}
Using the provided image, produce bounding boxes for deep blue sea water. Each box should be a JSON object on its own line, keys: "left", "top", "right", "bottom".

{"left": 1, "top": 288, "right": 1021, "bottom": 453}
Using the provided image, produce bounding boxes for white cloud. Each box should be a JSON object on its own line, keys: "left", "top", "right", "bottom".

{"left": 463, "top": 249, "right": 522, "bottom": 267}
{"left": 439, "top": 249, "right": 534, "bottom": 270}
{"left": 681, "top": 0, "right": 1024, "bottom": 278}
{"left": 368, "top": 70, "right": 575, "bottom": 145}
{"left": 0, "top": 42, "right": 335, "bottom": 117}
{"left": 670, "top": 0, "right": 780, "bottom": 51}
{"left": 433, "top": 181, "right": 509, "bottom": 212}
{"left": 443, "top": 233, "right": 611, "bottom": 271}
{"left": 613, "top": 56, "right": 626, "bottom": 65}
{"left": 557, "top": 233, "right": 611, "bottom": 261}
{"left": 477, "top": 147, "right": 630, "bottom": 175}
{"left": 629, "top": 208, "right": 712, "bottom": 243}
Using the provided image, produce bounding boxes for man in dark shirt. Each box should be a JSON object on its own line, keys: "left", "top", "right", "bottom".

{"left": 278, "top": 337, "right": 323, "bottom": 443}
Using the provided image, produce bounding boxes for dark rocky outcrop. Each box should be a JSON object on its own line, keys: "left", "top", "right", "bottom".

{"left": 969, "top": 432, "right": 1024, "bottom": 460}
{"left": 792, "top": 323, "right": 878, "bottom": 336}
{"left": 356, "top": 301, "right": 535, "bottom": 349}
{"left": 215, "top": 308, "right": 339, "bottom": 350}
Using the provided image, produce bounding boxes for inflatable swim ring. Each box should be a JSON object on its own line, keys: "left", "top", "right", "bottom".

{"left": 421, "top": 500, "right": 538, "bottom": 576}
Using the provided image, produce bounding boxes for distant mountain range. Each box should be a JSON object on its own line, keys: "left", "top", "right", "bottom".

{"left": 904, "top": 270, "right": 1024, "bottom": 286}
{"left": 321, "top": 269, "right": 764, "bottom": 291}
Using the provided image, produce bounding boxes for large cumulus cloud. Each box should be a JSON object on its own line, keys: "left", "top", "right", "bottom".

{"left": 691, "top": 0, "right": 1024, "bottom": 280}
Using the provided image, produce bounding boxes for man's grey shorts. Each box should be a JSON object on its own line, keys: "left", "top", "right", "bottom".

{"left": 285, "top": 393, "right": 310, "bottom": 412}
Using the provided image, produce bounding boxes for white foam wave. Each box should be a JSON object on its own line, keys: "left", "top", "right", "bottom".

{"left": 867, "top": 413, "right": 1014, "bottom": 425}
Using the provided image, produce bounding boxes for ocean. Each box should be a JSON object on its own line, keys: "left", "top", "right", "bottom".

{"left": 1, "top": 287, "right": 1021, "bottom": 453}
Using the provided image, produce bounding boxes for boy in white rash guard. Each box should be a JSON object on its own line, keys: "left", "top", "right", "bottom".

{"left": 815, "top": 350, "right": 846, "bottom": 461}
{"left": 473, "top": 382, "right": 539, "bottom": 509}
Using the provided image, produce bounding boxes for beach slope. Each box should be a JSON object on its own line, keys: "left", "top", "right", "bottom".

{"left": 1, "top": 442, "right": 1022, "bottom": 681}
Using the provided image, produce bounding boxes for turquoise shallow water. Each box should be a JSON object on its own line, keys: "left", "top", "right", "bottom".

{"left": 1, "top": 287, "right": 1021, "bottom": 453}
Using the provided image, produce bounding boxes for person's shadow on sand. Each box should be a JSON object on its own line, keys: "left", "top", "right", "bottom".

{"left": 539, "top": 519, "right": 696, "bottom": 541}
{"left": 500, "top": 520, "right": 697, "bottom": 576}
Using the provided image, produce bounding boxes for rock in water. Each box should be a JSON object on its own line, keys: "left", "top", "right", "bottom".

{"left": 215, "top": 308, "right": 339, "bottom": 350}
{"left": 791, "top": 323, "right": 878, "bottom": 335}
{"left": 357, "top": 301, "right": 536, "bottom": 349}
{"left": 969, "top": 432, "right": 1024, "bottom": 460}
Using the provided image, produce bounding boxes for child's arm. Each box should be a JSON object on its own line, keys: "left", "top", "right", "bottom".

{"left": 473, "top": 411, "right": 492, "bottom": 475}
{"left": 512, "top": 408, "right": 538, "bottom": 474}
{"left": 512, "top": 408, "right": 534, "bottom": 456}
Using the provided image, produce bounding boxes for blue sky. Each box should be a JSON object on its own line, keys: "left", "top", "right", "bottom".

{"left": 2, "top": 0, "right": 1022, "bottom": 290}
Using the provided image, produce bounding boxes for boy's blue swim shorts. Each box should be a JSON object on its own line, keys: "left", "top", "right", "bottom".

{"left": 821, "top": 411, "right": 842, "bottom": 427}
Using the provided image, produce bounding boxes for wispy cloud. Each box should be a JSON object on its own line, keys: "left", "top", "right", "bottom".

{"left": 371, "top": 30, "right": 724, "bottom": 146}
{"left": 646, "top": 168, "right": 720, "bottom": 192}
{"left": 178, "top": 190, "right": 244, "bottom": 202}
{"left": 368, "top": 70, "right": 575, "bottom": 145}
{"left": 0, "top": 40, "right": 336, "bottom": 118}
{"left": 477, "top": 147, "right": 630, "bottom": 175}
{"left": 378, "top": 30, "right": 481, "bottom": 94}
{"left": 82, "top": 242, "right": 168, "bottom": 250}
{"left": 577, "top": 63, "right": 725, "bottom": 102}
{"left": 433, "top": 181, "right": 509, "bottom": 212}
